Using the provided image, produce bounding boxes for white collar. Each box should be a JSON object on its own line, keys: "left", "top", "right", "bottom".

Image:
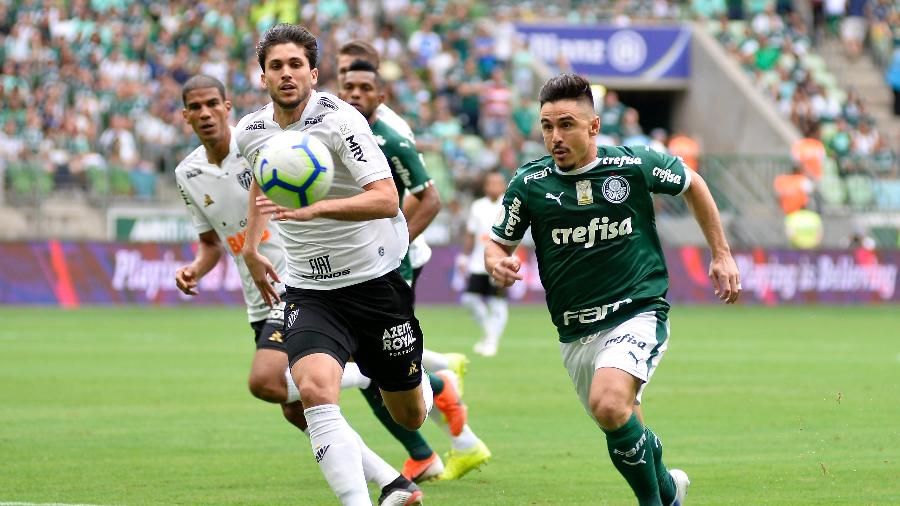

{"left": 553, "top": 157, "right": 601, "bottom": 176}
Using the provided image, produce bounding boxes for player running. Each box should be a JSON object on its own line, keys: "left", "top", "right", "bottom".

{"left": 458, "top": 169, "right": 510, "bottom": 357}
{"left": 237, "top": 24, "right": 432, "bottom": 505}
{"left": 486, "top": 73, "right": 741, "bottom": 506}
{"left": 174, "top": 74, "right": 422, "bottom": 506}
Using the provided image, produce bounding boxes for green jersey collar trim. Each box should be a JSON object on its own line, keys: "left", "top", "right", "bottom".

{"left": 553, "top": 157, "right": 601, "bottom": 177}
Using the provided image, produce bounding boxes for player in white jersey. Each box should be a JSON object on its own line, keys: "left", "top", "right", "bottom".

{"left": 174, "top": 75, "right": 423, "bottom": 506}
{"left": 458, "top": 170, "right": 510, "bottom": 357}
{"left": 238, "top": 25, "right": 431, "bottom": 506}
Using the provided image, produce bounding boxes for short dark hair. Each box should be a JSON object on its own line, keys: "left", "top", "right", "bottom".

{"left": 256, "top": 23, "right": 318, "bottom": 71}
{"left": 182, "top": 75, "right": 226, "bottom": 106}
{"left": 347, "top": 59, "right": 384, "bottom": 85}
{"left": 538, "top": 73, "right": 594, "bottom": 108}
{"left": 338, "top": 40, "right": 380, "bottom": 67}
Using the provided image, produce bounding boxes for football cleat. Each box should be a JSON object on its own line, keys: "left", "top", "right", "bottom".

{"left": 378, "top": 476, "right": 424, "bottom": 506}
{"left": 433, "top": 370, "right": 467, "bottom": 436}
{"left": 438, "top": 440, "right": 492, "bottom": 480}
{"left": 473, "top": 340, "right": 498, "bottom": 357}
{"left": 669, "top": 469, "right": 690, "bottom": 506}
{"left": 402, "top": 452, "right": 444, "bottom": 483}
{"left": 444, "top": 352, "right": 469, "bottom": 396}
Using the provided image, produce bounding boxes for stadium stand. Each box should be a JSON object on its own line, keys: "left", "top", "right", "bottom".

{"left": 0, "top": 0, "right": 897, "bottom": 245}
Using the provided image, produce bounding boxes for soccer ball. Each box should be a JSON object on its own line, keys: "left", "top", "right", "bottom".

{"left": 253, "top": 130, "right": 334, "bottom": 208}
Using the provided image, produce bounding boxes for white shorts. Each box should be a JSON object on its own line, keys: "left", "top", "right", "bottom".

{"left": 560, "top": 311, "right": 669, "bottom": 421}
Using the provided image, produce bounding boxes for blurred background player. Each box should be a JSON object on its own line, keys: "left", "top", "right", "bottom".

{"left": 458, "top": 169, "right": 510, "bottom": 357}
{"left": 339, "top": 58, "right": 491, "bottom": 482}
{"left": 173, "top": 75, "right": 421, "bottom": 506}
{"left": 237, "top": 24, "right": 429, "bottom": 506}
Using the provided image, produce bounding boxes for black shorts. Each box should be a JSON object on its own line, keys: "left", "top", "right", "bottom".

{"left": 410, "top": 266, "right": 424, "bottom": 304}
{"left": 282, "top": 270, "right": 424, "bottom": 392}
{"left": 466, "top": 273, "right": 506, "bottom": 298}
{"left": 250, "top": 302, "right": 287, "bottom": 352}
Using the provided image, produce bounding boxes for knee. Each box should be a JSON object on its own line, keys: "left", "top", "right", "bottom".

{"left": 297, "top": 375, "right": 338, "bottom": 407}
{"left": 281, "top": 401, "right": 307, "bottom": 431}
{"left": 393, "top": 407, "right": 426, "bottom": 431}
{"left": 590, "top": 394, "right": 633, "bottom": 430}
{"left": 248, "top": 373, "right": 283, "bottom": 403}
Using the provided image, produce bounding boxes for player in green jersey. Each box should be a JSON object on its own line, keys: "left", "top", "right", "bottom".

{"left": 486, "top": 73, "right": 741, "bottom": 506}
{"left": 338, "top": 58, "right": 492, "bottom": 483}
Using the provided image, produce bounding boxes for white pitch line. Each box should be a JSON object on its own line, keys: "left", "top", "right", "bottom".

{"left": 0, "top": 502, "right": 112, "bottom": 506}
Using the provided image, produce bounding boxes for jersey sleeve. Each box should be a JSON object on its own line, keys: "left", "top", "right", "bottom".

{"left": 489, "top": 175, "right": 530, "bottom": 247}
{"left": 466, "top": 200, "right": 481, "bottom": 234}
{"left": 639, "top": 147, "right": 692, "bottom": 196}
{"left": 175, "top": 171, "right": 214, "bottom": 234}
{"left": 333, "top": 110, "right": 392, "bottom": 187}
{"left": 389, "top": 136, "right": 432, "bottom": 195}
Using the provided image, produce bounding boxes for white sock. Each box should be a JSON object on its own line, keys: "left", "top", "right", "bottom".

{"left": 353, "top": 430, "right": 400, "bottom": 489}
{"left": 461, "top": 293, "right": 489, "bottom": 337}
{"left": 486, "top": 297, "right": 508, "bottom": 344}
{"left": 340, "top": 362, "right": 372, "bottom": 390}
{"left": 303, "top": 427, "right": 393, "bottom": 488}
{"left": 422, "top": 349, "right": 449, "bottom": 371}
{"left": 450, "top": 424, "right": 480, "bottom": 451}
{"left": 304, "top": 404, "right": 370, "bottom": 506}
{"left": 421, "top": 370, "right": 434, "bottom": 416}
{"left": 284, "top": 367, "right": 300, "bottom": 403}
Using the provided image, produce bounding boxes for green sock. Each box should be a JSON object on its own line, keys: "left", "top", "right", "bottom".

{"left": 646, "top": 427, "right": 676, "bottom": 506}
{"left": 428, "top": 372, "right": 445, "bottom": 396}
{"left": 603, "top": 412, "right": 662, "bottom": 506}
{"left": 359, "top": 385, "right": 433, "bottom": 460}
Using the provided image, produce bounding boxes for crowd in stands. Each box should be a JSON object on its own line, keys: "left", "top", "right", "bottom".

{"left": 1, "top": 0, "right": 898, "bottom": 227}
{"left": 706, "top": 0, "right": 900, "bottom": 215}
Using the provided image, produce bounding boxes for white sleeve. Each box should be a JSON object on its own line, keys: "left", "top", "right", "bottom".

{"left": 175, "top": 172, "right": 213, "bottom": 234}
{"left": 466, "top": 201, "right": 481, "bottom": 234}
{"left": 333, "top": 110, "right": 392, "bottom": 187}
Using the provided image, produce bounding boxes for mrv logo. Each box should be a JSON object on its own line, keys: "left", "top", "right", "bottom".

{"left": 551, "top": 216, "right": 632, "bottom": 248}
{"left": 301, "top": 254, "right": 351, "bottom": 280}
{"left": 563, "top": 298, "right": 633, "bottom": 325}
{"left": 383, "top": 322, "right": 416, "bottom": 355}
{"left": 652, "top": 166, "right": 682, "bottom": 185}
{"left": 345, "top": 135, "right": 367, "bottom": 162}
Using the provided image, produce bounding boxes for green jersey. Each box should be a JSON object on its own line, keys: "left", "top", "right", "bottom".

{"left": 371, "top": 118, "right": 433, "bottom": 283}
{"left": 490, "top": 145, "right": 691, "bottom": 342}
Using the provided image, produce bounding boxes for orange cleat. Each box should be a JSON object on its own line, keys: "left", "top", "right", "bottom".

{"left": 433, "top": 370, "right": 467, "bottom": 436}
{"left": 401, "top": 452, "right": 444, "bottom": 483}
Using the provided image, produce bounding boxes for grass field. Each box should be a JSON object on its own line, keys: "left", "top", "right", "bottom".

{"left": 1, "top": 304, "right": 898, "bottom": 505}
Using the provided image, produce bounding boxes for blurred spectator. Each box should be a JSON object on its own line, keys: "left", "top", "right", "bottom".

{"left": 600, "top": 90, "right": 626, "bottom": 139}
{"left": 840, "top": 0, "right": 869, "bottom": 59}
{"left": 621, "top": 108, "right": 651, "bottom": 147}
{"left": 791, "top": 127, "right": 827, "bottom": 180}
{"left": 774, "top": 165, "right": 815, "bottom": 214}
{"left": 479, "top": 67, "right": 512, "bottom": 141}
{"left": 785, "top": 209, "right": 824, "bottom": 249}
{"left": 668, "top": 132, "right": 701, "bottom": 171}
{"left": 887, "top": 48, "right": 900, "bottom": 117}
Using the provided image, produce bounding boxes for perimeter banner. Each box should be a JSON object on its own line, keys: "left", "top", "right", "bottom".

{"left": 514, "top": 24, "right": 691, "bottom": 80}
{"left": 0, "top": 242, "right": 897, "bottom": 306}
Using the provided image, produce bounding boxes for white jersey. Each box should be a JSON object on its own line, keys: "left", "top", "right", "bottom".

{"left": 466, "top": 196, "right": 503, "bottom": 274}
{"left": 378, "top": 103, "right": 432, "bottom": 269}
{"left": 174, "top": 127, "right": 287, "bottom": 322}
{"left": 235, "top": 90, "right": 408, "bottom": 290}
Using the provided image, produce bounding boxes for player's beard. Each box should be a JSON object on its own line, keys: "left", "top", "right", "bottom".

{"left": 271, "top": 88, "right": 310, "bottom": 111}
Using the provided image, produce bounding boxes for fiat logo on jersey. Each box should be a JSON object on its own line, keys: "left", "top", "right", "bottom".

{"left": 236, "top": 167, "right": 253, "bottom": 191}
{"left": 602, "top": 176, "right": 630, "bottom": 204}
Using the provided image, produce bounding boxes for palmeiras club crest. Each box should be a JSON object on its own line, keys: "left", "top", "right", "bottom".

{"left": 601, "top": 175, "right": 630, "bottom": 203}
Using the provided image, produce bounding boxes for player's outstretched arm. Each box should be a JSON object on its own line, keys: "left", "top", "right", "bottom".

{"left": 485, "top": 240, "right": 523, "bottom": 288}
{"left": 256, "top": 177, "right": 400, "bottom": 222}
{"left": 242, "top": 179, "right": 281, "bottom": 306}
{"left": 682, "top": 169, "right": 741, "bottom": 304}
{"left": 175, "top": 230, "right": 223, "bottom": 296}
